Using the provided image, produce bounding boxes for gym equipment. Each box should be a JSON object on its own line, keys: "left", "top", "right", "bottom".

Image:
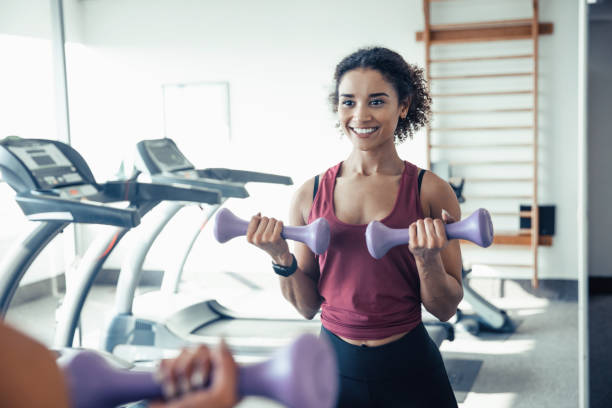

{"left": 365, "top": 208, "right": 494, "bottom": 259}
{"left": 214, "top": 208, "right": 331, "bottom": 255}
{"left": 0, "top": 136, "right": 220, "bottom": 317}
{"left": 449, "top": 177, "right": 465, "bottom": 203}
{"left": 454, "top": 265, "right": 515, "bottom": 334}
{"left": 63, "top": 334, "right": 338, "bottom": 408}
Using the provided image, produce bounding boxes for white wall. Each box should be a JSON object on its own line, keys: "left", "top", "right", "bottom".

{"left": 0, "top": 0, "right": 73, "bottom": 284}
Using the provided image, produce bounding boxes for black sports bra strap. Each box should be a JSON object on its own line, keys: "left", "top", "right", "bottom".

{"left": 418, "top": 169, "right": 425, "bottom": 195}
{"left": 313, "top": 174, "right": 320, "bottom": 200}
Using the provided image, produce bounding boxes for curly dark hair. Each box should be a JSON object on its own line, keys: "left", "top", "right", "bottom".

{"left": 329, "top": 46, "right": 432, "bottom": 143}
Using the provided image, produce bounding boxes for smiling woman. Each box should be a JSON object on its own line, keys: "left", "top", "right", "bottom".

{"left": 329, "top": 46, "right": 432, "bottom": 144}
{"left": 245, "top": 46, "right": 463, "bottom": 408}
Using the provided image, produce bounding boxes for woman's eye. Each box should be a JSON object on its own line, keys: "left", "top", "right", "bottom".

{"left": 370, "top": 99, "right": 384, "bottom": 106}
{"left": 341, "top": 100, "right": 355, "bottom": 107}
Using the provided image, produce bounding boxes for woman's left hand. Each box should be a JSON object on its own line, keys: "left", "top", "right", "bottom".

{"left": 408, "top": 209, "right": 457, "bottom": 263}
{"left": 149, "top": 341, "right": 239, "bottom": 408}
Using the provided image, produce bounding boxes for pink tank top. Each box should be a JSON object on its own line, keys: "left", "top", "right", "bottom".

{"left": 308, "top": 161, "right": 425, "bottom": 340}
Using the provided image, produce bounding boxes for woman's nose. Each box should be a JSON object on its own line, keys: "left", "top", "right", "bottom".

{"left": 353, "top": 104, "right": 371, "bottom": 122}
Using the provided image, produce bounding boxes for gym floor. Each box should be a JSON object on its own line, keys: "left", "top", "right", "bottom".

{"left": 6, "top": 275, "right": 578, "bottom": 408}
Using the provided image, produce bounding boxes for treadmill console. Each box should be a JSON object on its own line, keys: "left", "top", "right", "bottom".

{"left": 141, "top": 139, "right": 196, "bottom": 175}
{"left": 6, "top": 140, "right": 95, "bottom": 198}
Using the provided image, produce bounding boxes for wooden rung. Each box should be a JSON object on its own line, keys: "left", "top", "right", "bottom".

{"left": 430, "top": 126, "right": 534, "bottom": 131}
{"left": 462, "top": 177, "right": 534, "bottom": 182}
{"left": 431, "top": 90, "right": 533, "bottom": 97}
{"left": 416, "top": 22, "right": 553, "bottom": 44}
{"left": 433, "top": 108, "right": 533, "bottom": 114}
{"left": 430, "top": 72, "right": 532, "bottom": 80}
{"left": 463, "top": 194, "right": 533, "bottom": 199}
{"left": 430, "top": 143, "right": 534, "bottom": 149}
{"left": 429, "top": 54, "right": 534, "bottom": 63}
{"left": 450, "top": 160, "right": 533, "bottom": 166}
{"left": 430, "top": 19, "right": 535, "bottom": 31}
{"left": 462, "top": 233, "right": 553, "bottom": 246}
{"left": 471, "top": 263, "right": 534, "bottom": 268}
{"left": 519, "top": 210, "right": 534, "bottom": 217}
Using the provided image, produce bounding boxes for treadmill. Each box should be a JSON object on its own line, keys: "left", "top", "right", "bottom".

{"left": 0, "top": 137, "right": 224, "bottom": 347}
{"left": 101, "top": 138, "right": 453, "bottom": 362}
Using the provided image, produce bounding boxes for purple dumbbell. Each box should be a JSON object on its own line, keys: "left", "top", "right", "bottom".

{"left": 63, "top": 334, "right": 338, "bottom": 408}
{"left": 214, "top": 208, "right": 331, "bottom": 255}
{"left": 366, "top": 208, "right": 494, "bottom": 259}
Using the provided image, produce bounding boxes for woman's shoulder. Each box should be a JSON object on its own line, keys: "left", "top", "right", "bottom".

{"left": 418, "top": 168, "right": 460, "bottom": 219}
{"left": 290, "top": 170, "right": 328, "bottom": 224}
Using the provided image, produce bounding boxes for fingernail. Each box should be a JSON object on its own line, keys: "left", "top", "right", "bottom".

{"left": 442, "top": 209, "right": 450, "bottom": 217}
{"left": 162, "top": 381, "right": 176, "bottom": 400}
{"left": 179, "top": 375, "right": 191, "bottom": 394}
{"left": 190, "top": 366, "right": 206, "bottom": 388}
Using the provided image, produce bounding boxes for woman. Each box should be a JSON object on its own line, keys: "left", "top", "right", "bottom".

{"left": 246, "top": 46, "right": 462, "bottom": 407}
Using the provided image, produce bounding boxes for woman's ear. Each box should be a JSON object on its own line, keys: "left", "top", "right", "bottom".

{"left": 400, "top": 97, "right": 411, "bottom": 119}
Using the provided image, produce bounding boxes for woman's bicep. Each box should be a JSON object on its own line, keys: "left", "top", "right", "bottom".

{"left": 422, "top": 173, "right": 463, "bottom": 282}
{"left": 288, "top": 178, "right": 320, "bottom": 281}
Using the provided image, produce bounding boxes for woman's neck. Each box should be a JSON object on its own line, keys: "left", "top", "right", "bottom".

{"left": 344, "top": 146, "right": 404, "bottom": 177}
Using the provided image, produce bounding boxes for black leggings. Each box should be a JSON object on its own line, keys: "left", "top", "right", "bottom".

{"left": 320, "top": 323, "right": 458, "bottom": 408}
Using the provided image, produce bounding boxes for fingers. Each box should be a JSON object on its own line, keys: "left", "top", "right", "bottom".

{"left": 409, "top": 218, "right": 447, "bottom": 255}
{"left": 246, "top": 214, "right": 283, "bottom": 246}
{"left": 208, "top": 340, "right": 239, "bottom": 407}
{"left": 432, "top": 218, "right": 448, "bottom": 247}
{"left": 245, "top": 213, "right": 261, "bottom": 244}
{"left": 156, "top": 345, "right": 213, "bottom": 400}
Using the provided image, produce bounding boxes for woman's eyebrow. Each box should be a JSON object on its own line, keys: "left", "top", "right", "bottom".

{"left": 369, "top": 92, "right": 389, "bottom": 98}
{"left": 339, "top": 92, "right": 390, "bottom": 98}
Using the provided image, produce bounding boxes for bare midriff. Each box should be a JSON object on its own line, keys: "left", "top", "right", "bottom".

{"left": 338, "top": 330, "right": 410, "bottom": 347}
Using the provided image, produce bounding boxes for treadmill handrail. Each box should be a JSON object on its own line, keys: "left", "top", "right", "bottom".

{"left": 101, "top": 181, "right": 222, "bottom": 206}
{"left": 196, "top": 168, "right": 293, "bottom": 186}
{"left": 150, "top": 175, "right": 249, "bottom": 199}
{"left": 15, "top": 192, "right": 141, "bottom": 228}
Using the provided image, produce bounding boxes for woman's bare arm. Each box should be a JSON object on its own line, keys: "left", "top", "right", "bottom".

{"left": 277, "top": 177, "right": 323, "bottom": 319}
{"left": 414, "top": 171, "right": 464, "bottom": 321}
{"left": 245, "top": 177, "right": 323, "bottom": 320}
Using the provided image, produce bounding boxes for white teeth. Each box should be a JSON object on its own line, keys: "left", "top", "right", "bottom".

{"left": 352, "top": 127, "right": 377, "bottom": 134}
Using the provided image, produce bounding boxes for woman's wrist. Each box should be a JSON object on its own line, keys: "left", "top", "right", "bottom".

{"left": 272, "top": 251, "right": 293, "bottom": 267}
{"left": 415, "top": 252, "right": 444, "bottom": 272}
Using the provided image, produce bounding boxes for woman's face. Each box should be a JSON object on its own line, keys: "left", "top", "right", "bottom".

{"left": 337, "top": 68, "right": 409, "bottom": 151}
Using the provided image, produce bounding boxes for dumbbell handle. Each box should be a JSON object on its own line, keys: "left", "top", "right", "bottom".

{"left": 63, "top": 334, "right": 337, "bottom": 408}
{"left": 366, "top": 208, "right": 494, "bottom": 259}
{"left": 214, "top": 208, "right": 331, "bottom": 254}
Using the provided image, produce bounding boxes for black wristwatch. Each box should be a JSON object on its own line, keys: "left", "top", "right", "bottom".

{"left": 272, "top": 254, "right": 298, "bottom": 277}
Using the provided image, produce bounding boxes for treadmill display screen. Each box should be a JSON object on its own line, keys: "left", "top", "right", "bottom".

{"left": 32, "top": 154, "right": 55, "bottom": 166}
{"left": 145, "top": 140, "right": 194, "bottom": 173}
{"left": 8, "top": 142, "right": 85, "bottom": 190}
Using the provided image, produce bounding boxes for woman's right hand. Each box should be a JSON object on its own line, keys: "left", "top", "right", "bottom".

{"left": 246, "top": 213, "right": 291, "bottom": 265}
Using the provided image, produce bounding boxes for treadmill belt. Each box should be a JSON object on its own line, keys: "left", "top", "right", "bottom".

{"left": 193, "top": 318, "right": 321, "bottom": 338}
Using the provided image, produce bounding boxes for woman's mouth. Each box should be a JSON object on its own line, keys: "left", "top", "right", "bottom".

{"left": 350, "top": 127, "right": 379, "bottom": 138}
